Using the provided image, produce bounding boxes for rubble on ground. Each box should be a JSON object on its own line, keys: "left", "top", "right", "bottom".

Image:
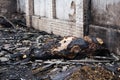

{"left": 0, "top": 15, "right": 120, "bottom": 80}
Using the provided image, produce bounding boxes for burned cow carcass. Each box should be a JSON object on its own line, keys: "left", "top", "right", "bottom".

{"left": 33, "top": 36, "right": 111, "bottom": 59}
{"left": 10, "top": 36, "right": 111, "bottom": 61}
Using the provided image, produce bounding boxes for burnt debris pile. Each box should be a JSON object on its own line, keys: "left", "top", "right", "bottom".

{"left": 0, "top": 15, "right": 120, "bottom": 80}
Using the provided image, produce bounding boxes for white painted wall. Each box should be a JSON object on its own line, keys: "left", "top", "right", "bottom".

{"left": 34, "top": 0, "right": 49, "bottom": 17}
{"left": 56, "top": 0, "right": 76, "bottom": 20}
{"left": 92, "top": 0, "right": 120, "bottom": 12}
{"left": 17, "top": 0, "right": 76, "bottom": 20}
{"left": 17, "top": 0, "right": 26, "bottom": 13}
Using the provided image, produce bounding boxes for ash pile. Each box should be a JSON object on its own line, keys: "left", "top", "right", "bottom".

{"left": 0, "top": 15, "right": 120, "bottom": 80}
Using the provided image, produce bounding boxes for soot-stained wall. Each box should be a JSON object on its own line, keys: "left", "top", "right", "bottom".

{"left": 0, "top": 0, "right": 17, "bottom": 17}
{"left": 91, "top": 0, "right": 120, "bottom": 28}
{"left": 90, "top": 0, "right": 120, "bottom": 55}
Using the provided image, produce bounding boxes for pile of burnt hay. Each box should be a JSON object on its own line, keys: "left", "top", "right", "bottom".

{"left": 68, "top": 66, "right": 117, "bottom": 80}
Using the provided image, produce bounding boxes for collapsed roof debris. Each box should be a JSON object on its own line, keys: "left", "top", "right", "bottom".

{"left": 0, "top": 15, "right": 120, "bottom": 80}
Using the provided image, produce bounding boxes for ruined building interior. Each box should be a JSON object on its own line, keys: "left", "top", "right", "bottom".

{"left": 0, "top": 0, "right": 120, "bottom": 80}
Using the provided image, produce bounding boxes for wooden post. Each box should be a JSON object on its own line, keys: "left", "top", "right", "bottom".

{"left": 26, "top": 0, "right": 34, "bottom": 27}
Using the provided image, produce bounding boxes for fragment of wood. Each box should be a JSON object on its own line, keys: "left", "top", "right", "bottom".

{"left": 111, "top": 53, "right": 120, "bottom": 61}
{"left": 0, "top": 52, "right": 4, "bottom": 57}
{"left": 35, "top": 60, "right": 43, "bottom": 63}
{"left": 69, "top": 59, "right": 112, "bottom": 63}
{"left": 32, "top": 63, "right": 55, "bottom": 74}
{"left": 44, "top": 60, "right": 72, "bottom": 64}
{"left": 0, "top": 57, "right": 9, "bottom": 62}
{"left": 43, "top": 59, "right": 111, "bottom": 65}
{"left": 12, "top": 19, "right": 27, "bottom": 27}
{"left": 0, "top": 68, "right": 7, "bottom": 73}
{"left": 1, "top": 48, "right": 13, "bottom": 54}
{"left": 0, "top": 15, "right": 16, "bottom": 28}
{"left": 20, "top": 61, "right": 33, "bottom": 65}
{"left": 10, "top": 58, "right": 30, "bottom": 65}
{"left": 15, "top": 47, "right": 29, "bottom": 51}
{"left": 93, "top": 56, "right": 115, "bottom": 60}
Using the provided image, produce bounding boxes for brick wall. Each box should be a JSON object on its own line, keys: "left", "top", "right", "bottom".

{"left": 0, "top": 0, "right": 17, "bottom": 17}
{"left": 26, "top": 0, "right": 84, "bottom": 37}
{"left": 32, "top": 16, "right": 77, "bottom": 37}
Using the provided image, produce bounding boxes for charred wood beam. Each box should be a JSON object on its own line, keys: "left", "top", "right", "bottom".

{"left": 93, "top": 56, "right": 116, "bottom": 60}
{"left": 32, "top": 63, "right": 55, "bottom": 75}
{"left": 1, "top": 48, "right": 13, "bottom": 54}
{"left": 12, "top": 19, "right": 27, "bottom": 27}
{"left": 111, "top": 53, "right": 120, "bottom": 61}
{"left": 0, "top": 68, "right": 7, "bottom": 73}
{"left": 69, "top": 59, "right": 112, "bottom": 63}
{"left": 43, "top": 59, "right": 112, "bottom": 64}
{"left": 0, "top": 16, "right": 16, "bottom": 28}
